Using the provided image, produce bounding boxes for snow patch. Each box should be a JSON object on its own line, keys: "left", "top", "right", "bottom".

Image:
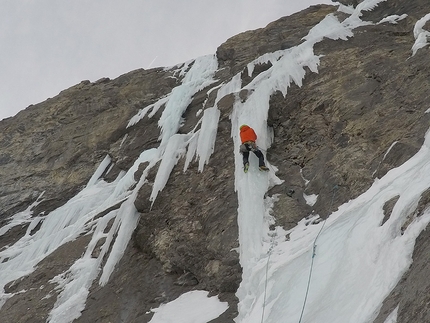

{"left": 149, "top": 290, "right": 228, "bottom": 323}
{"left": 383, "top": 305, "right": 399, "bottom": 323}
{"left": 412, "top": 13, "right": 430, "bottom": 56}
{"left": 378, "top": 14, "right": 408, "bottom": 25}
{"left": 303, "top": 193, "right": 318, "bottom": 207}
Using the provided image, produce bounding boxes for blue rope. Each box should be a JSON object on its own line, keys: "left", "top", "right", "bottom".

{"left": 261, "top": 250, "right": 272, "bottom": 323}
{"left": 261, "top": 235, "right": 276, "bottom": 323}
{"left": 298, "top": 185, "right": 338, "bottom": 323}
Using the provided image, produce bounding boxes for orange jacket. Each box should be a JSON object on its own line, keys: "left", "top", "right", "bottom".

{"left": 240, "top": 125, "right": 257, "bottom": 144}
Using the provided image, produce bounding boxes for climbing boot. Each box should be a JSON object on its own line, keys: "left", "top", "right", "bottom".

{"left": 259, "top": 165, "right": 269, "bottom": 172}
{"left": 244, "top": 162, "right": 250, "bottom": 173}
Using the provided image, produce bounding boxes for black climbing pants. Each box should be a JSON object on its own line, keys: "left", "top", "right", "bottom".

{"left": 241, "top": 143, "right": 265, "bottom": 167}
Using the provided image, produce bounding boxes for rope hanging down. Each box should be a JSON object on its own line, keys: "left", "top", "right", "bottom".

{"left": 298, "top": 185, "right": 338, "bottom": 323}
{"left": 260, "top": 185, "right": 338, "bottom": 323}
{"left": 260, "top": 193, "right": 287, "bottom": 323}
{"left": 261, "top": 236, "right": 275, "bottom": 323}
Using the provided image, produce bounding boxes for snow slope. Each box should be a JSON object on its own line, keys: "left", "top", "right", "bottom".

{"left": 0, "top": 0, "right": 428, "bottom": 322}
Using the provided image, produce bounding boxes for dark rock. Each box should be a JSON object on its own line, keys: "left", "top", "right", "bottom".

{"left": 382, "top": 196, "right": 400, "bottom": 226}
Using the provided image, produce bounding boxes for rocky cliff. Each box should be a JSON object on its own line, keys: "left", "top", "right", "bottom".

{"left": 0, "top": 0, "right": 430, "bottom": 322}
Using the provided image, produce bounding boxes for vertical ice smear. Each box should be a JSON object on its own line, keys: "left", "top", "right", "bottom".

{"left": 127, "top": 55, "right": 218, "bottom": 132}
{"left": 99, "top": 149, "right": 159, "bottom": 285}
{"left": 150, "top": 134, "right": 189, "bottom": 202}
{"left": 233, "top": 3, "right": 374, "bottom": 321}
{"left": 0, "top": 147, "right": 159, "bottom": 322}
{"left": 183, "top": 131, "right": 200, "bottom": 172}
{"left": 233, "top": 1, "right": 429, "bottom": 322}
{"left": 373, "top": 141, "right": 399, "bottom": 177}
{"left": 1, "top": 39, "right": 237, "bottom": 320}
{"left": 158, "top": 55, "right": 218, "bottom": 150}
{"left": 183, "top": 74, "right": 242, "bottom": 172}
{"left": 412, "top": 13, "right": 430, "bottom": 56}
{"left": 215, "top": 74, "right": 242, "bottom": 106}
{"left": 0, "top": 181, "right": 115, "bottom": 309}
{"left": 196, "top": 107, "right": 221, "bottom": 172}
{"left": 127, "top": 96, "right": 170, "bottom": 128}
{"left": 99, "top": 153, "right": 159, "bottom": 285}
{"left": 87, "top": 154, "right": 112, "bottom": 187}
{"left": 47, "top": 149, "right": 158, "bottom": 323}
{"left": 131, "top": 59, "right": 238, "bottom": 186}
{"left": 0, "top": 193, "right": 43, "bottom": 237}
{"left": 237, "top": 128, "right": 430, "bottom": 323}
{"left": 48, "top": 258, "right": 100, "bottom": 323}
{"left": 150, "top": 65, "right": 241, "bottom": 199}
{"left": 129, "top": 54, "right": 221, "bottom": 203}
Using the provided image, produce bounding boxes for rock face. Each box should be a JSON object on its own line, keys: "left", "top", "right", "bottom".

{"left": 0, "top": 1, "right": 430, "bottom": 322}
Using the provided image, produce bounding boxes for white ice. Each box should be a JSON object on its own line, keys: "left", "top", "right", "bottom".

{"left": 136, "top": 3, "right": 423, "bottom": 322}
{"left": 342, "top": 0, "right": 387, "bottom": 29}
{"left": 149, "top": 290, "right": 228, "bottom": 323}
{"left": 411, "top": 13, "right": 430, "bottom": 56}
{"left": 378, "top": 14, "right": 408, "bottom": 25}
{"left": 303, "top": 193, "right": 318, "bottom": 207}
{"left": 195, "top": 107, "right": 221, "bottom": 172}
{"left": 383, "top": 305, "right": 399, "bottom": 323}
{"left": 0, "top": 193, "right": 43, "bottom": 237}
{"left": 232, "top": 1, "right": 430, "bottom": 323}
{"left": 0, "top": 171, "right": 119, "bottom": 305}
{"left": 373, "top": 141, "right": 399, "bottom": 177}
{"left": 158, "top": 55, "right": 218, "bottom": 150}
{"left": 236, "top": 127, "right": 430, "bottom": 322}
{"left": 336, "top": 3, "right": 355, "bottom": 15}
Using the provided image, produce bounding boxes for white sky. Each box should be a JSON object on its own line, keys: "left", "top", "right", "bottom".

{"left": 0, "top": 0, "right": 332, "bottom": 120}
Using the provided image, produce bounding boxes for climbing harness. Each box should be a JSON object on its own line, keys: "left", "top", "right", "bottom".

{"left": 298, "top": 185, "right": 339, "bottom": 323}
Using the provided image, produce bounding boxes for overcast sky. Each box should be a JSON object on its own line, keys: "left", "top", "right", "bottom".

{"left": 0, "top": 0, "right": 333, "bottom": 120}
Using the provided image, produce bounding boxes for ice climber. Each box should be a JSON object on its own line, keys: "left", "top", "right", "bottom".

{"left": 239, "top": 124, "right": 269, "bottom": 173}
